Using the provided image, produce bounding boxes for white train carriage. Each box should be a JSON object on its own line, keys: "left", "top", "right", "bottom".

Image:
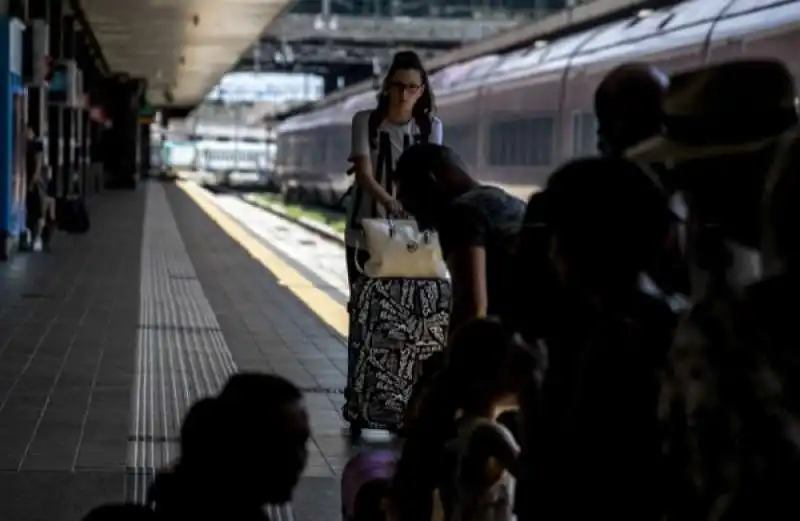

{"left": 195, "top": 139, "right": 272, "bottom": 187}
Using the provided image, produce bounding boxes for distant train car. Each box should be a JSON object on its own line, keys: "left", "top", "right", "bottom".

{"left": 275, "top": 0, "right": 800, "bottom": 204}
{"left": 195, "top": 139, "right": 271, "bottom": 188}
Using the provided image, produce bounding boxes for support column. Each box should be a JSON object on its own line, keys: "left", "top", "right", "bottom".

{"left": 46, "top": 0, "right": 62, "bottom": 197}
{"left": 75, "top": 33, "right": 89, "bottom": 195}
{"left": 104, "top": 75, "right": 139, "bottom": 189}
{"left": 79, "top": 99, "right": 89, "bottom": 193}
{"left": 88, "top": 111, "right": 102, "bottom": 192}
{"left": 25, "top": 0, "right": 47, "bottom": 140}
{"left": 60, "top": 12, "right": 75, "bottom": 195}
{"left": 139, "top": 121, "right": 150, "bottom": 177}
{"left": 0, "top": 9, "right": 26, "bottom": 258}
{"left": 85, "top": 47, "right": 107, "bottom": 194}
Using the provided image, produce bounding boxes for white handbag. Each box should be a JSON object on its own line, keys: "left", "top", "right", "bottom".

{"left": 356, "top": 218, "right": 449, "bottom": 279}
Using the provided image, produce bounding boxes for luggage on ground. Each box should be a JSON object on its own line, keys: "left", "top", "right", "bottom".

{"left": 343, "top": 276, "right": 451, "bottom": 433}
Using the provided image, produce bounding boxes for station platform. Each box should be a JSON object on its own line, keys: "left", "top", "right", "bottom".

{"left": 0, "top": 181, "right": 350, "bottom": 521}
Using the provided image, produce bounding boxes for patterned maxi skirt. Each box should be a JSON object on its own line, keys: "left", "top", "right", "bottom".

{"left": 343, "top": 277, "right": 452, "bottom": 431}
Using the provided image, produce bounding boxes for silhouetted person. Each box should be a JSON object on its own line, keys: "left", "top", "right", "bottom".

{"left": 515, "top": 157, "right": 675, "bottom": 521}
{"left": 595, "top": 63, "right": 691, "bottom": 301}
{"left": 148, "top": 373, "right": 310, "bottom": 521}
{"left": 627, "top": 59, "right": 798, "bottom": 299}
{"left": 393, "top": 144, "right": 526, "bottom": 337}
{"left": 594, "top": 63, "right": 668, "bottom": 159}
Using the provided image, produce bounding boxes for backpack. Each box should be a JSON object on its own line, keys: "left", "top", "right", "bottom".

{"left": 340, "top": 113, "right": 430, "bottom": 213}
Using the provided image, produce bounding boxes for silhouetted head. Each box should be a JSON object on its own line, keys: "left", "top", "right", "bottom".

{"left": 595, "top": 63, "right": 668, "bottom": 156}
{"left": 216, "top": 372, "right": 310, "bottom": 505}
{"left": 447, "top": 317, "right": 539, "bottom": 412}
{"left": 542, "top": 157, "right": 671, "bottom": 293}
{"left": 179, "top": 397, "right": 220, "bottom": 466}
{"left": 369, "top": 51, "right": 436, "bottom": 145}
{"left": 393, "top": 143, "right": 477, "bottom": 229}
{"left": 82, "top": 503, "right": 154, "bottom": 521}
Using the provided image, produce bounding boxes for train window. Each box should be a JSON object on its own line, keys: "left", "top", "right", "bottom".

{"left": 571, "top": 112, "right": 598, "bottom": 156}
{"left": 444, "top": 124, "right": 475, "bottom": 165}
{"left": 326, "top": 129, "right": 349, "bottom": 169}
{"left": 488, "top": 116, "right": 554, "bottom": 167}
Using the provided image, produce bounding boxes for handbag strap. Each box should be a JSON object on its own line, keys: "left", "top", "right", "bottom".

{"left": 353, "top": 243, "right": 366, "bottom": 275}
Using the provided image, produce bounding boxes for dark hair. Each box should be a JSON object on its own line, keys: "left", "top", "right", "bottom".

{"left": 393, "top": 143, "right": 470, "bottom": 228}
{"left": 180, "top": 397, "right": 222, "bottom": 466}
{"left": 394, "top": 143, "right": 467, "bottom": 183}
{"left": 594, "top": 63, "right": 668, "bottom": 155}
{"left": 543, "top": 157, "right": 671, "bottom": 287}
{"left": 368, "top": 51, "right": 436, "bottom": 148}
{"left": 389, "top": 318, "right": 536, "bottom": 521}
{"left": 219, "top": 372, "right": 303, "bottom": 407}
{"left": 217, "top": 372, "right": 304, "bottom": 442}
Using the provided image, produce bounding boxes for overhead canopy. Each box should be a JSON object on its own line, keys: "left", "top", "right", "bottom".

{"left": 82, "top": 0, "right": 292, "bottom": 107}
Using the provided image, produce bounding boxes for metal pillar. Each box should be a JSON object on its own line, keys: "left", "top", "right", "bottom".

{"left": 25, "top": 0, "right": 47, "bottom": 141}
{"left": 104, "top": 75, "right": 140, "bottom": 189}
{"left": 46, "top": 0, "right": 62, "bottom": 197}
{"left": 1, "top": 2, "right": 26, "bottom": 258}
{"left": 61, "top": 13, "right": 75, "bottom": 195}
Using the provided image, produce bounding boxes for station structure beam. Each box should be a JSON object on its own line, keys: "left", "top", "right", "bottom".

{"left": 259, "top": 12, "right": 526, "bottom": 45}
{"left": 231, "top": 0, "right": 566, "bottom": 92}
{"left": 236, "top": 41, "right": 449, "bottom": 73}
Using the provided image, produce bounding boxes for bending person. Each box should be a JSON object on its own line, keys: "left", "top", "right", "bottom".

{"left": 393, "top": 144, "right": 525, "bottom": 338}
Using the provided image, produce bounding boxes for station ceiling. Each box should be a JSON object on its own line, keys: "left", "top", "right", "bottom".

{"left": 82, "top": 0, "right": 293, "bottom": 107}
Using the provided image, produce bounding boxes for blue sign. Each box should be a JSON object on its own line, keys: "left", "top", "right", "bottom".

{"left": 48, "top": 68, "right": 67, "bottom": 92}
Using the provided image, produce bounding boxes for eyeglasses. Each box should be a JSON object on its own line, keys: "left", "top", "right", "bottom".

{"left": 389, "top": 81, "right": 422, "bottom": 94}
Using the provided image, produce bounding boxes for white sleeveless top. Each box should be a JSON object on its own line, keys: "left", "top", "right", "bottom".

{"left": 344, "top": 109, "right": 443, "bottom": 247}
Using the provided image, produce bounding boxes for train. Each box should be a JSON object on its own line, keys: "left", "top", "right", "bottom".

{"left": 274, "top": 0, "right": 800, "bottom": 206}
{"left": 194, "top": 140, "right": 273, "bottom": 187}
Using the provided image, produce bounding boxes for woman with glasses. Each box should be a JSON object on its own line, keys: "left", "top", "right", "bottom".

{"left": 345, "top": 50, "right": 443, "bottom": 284}
{"left": 343, "top": 51, "right": 447, "bottom": 440}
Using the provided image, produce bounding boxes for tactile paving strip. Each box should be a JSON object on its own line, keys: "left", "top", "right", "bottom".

{"left": 126, "top": 183, "right": 294, "bottom": 521}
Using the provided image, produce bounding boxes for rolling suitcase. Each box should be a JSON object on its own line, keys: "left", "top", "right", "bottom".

{"left": 343, "top": 276, "right": 451, "bottom": 435}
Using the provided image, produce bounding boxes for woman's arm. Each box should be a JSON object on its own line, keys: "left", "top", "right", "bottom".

{"left": 31, "top": 143, "right": 44, "bottom": 184}
{"left": 461, "top": 423, "right": 521, "bottom": 483}
{"left": 446, "top": 246, "right": 488, "bottom": 339}
{"left": 350, "top": 111, "right": 396, "bottom": 208}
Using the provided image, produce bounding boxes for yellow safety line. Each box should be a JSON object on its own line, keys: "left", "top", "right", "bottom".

{"left": 177, "top": 180, "right": 349, "bottom": 338}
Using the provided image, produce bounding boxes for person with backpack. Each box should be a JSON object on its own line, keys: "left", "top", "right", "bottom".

{"left": 342, "top": 51, "right": 450, "bottom": 440}
{"left": 345, "top": 50, "right": 443, "bottom": 288}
